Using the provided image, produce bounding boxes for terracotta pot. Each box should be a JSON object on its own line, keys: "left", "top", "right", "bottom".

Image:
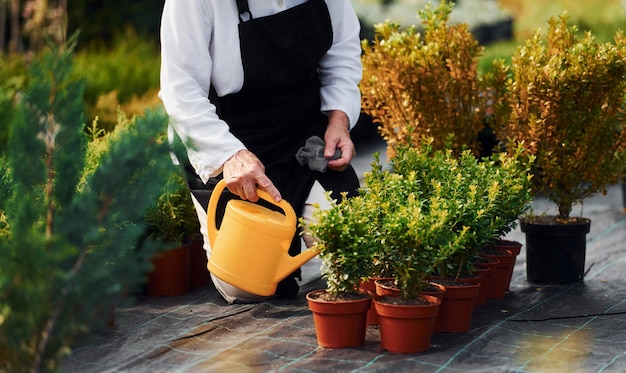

{"left": 433, "top": 279, "right": 480, "bottom": 333}
{"left": 480, "top": 249, "right": 516, "bottom": 299}
{"left": 146, "top": 243, "right": 191, "bottom": 297}
{"left": 106, "top": 305, "right": 116, "bottom": 328}
{"left": 360, "top": 277, "right": 394, "bottom": 326}
{"left": 487, "top": 239, "right": 523, "bottom": 256}
{"left": 474, "top": 266, "right": 493, "bottom": 307}
{"left": 374, "top": 278, "right": 400, "bottom": 297}
{"left": 484, "top": 240, "right": 522, "bottom": 292}
{"left": 471, "top": 257, "right": 499, "bottom": 307}
{"left": 468, "top": 266, "right": 488, "bottom": 309}
{"left": 421, "top": 281, "right": 446, "bottom": 301}
{"left": 189, "top": 234, "right": 209, "bottom": 288}
{"left": 306, "top": 289, "right": 372, "bottom": 348}
{"left": 374, "top": 294, "right": 441, "bottom": 353}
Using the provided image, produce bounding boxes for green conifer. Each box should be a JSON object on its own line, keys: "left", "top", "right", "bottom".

{"left": 0, "top": 42, "right": 172, "bottom": 372}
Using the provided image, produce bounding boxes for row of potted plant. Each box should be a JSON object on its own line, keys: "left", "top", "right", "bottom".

{"left": 361, "top": 0, "right": 626, "bottom": 285}
{"left": 304, "top": 0, "right": 626, "bottom": 351}
{"left": 302, "top": 138, "right": 533, "bottom": 353}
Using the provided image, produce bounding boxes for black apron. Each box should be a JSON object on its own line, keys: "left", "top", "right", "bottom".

{"left": 183, "top": 0, "right": 360, "bottom": 276}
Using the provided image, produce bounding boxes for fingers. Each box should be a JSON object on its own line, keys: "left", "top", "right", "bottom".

{"left": 327, "top": 147, "right": 355, "bottom": 171}
{"left": 324, "top": 111, "right": 356, "bottom": 172}
{"left": 241, "top": 182, "right": 258, "bottom": 202}
{"left": 239, "top": 175, "right": 281, "bottom": 202}
{"left": 255, "top": 174, "right": 282, "bottom": 202}
{"left": 223, "top": 149, "right": 281, "bottom": 202}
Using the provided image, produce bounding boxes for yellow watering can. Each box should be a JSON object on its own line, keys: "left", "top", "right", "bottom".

{"left": 206, "top": 180, "right": 319, "bottom": 296}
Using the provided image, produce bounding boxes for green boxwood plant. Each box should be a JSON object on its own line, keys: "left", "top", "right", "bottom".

{"left": 305, "top": 138, "right": 533, "bottom": 301}
{"left": 380, "top": 139, "right": 533, "bottom": 282}
{"left": 302, "top": 193, "right": 380, "bottom": 301}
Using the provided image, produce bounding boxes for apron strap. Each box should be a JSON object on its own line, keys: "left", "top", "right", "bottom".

{"left": 236, "top": 0, "right": 252, "bottom": 22}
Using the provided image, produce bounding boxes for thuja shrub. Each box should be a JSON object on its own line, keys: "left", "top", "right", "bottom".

{"left": 0, "top": 41, "right": 171, "bottom": 372}
{"left": 360, "top": 0, "right": 492, "bottom": 158}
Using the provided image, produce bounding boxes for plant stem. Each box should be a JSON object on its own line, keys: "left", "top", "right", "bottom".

{"left": 31, "top": 243, "right": 90, "bottom": 373}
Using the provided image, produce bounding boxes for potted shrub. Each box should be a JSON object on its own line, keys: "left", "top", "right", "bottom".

{"left": 429, "top": 150, "right": 494, "bottom": 332}
{"left": 352, "top": 154, "right": 396, "bottom": 326}
{"left": 479, "top": 147, "right": 534, "bottom": 298}
{"left": 432, "top": 148, "right": 531, "bottom": 327}
{"left": 389, "top": 144, "right": 485, "bottom": 333}
{"left": 431, "top": 145, "right": 533, "bottom": 300}
{"left": 143, "top": 169, "right": 199, "bottom": 297}
{"left": 492, "top": 13, "right": 626, "bottom": 283}
{"left": 372, "top": 178, "right": 450, "bottom": 353}
{"left": 302, "top": 193, "right": 378, "bottom": 349}
{"left": 360, "top": 0, "right": 494, "bottom": 158}
{"left": 386, "top": 141, "right": 533, "bottom": 330}
{"left": 359, "top": 146, "right": 460, "bottom": 352}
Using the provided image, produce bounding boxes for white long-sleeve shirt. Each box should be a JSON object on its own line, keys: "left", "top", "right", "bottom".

{"left": 159, "top": 0, "right": 363, "bottom": 182}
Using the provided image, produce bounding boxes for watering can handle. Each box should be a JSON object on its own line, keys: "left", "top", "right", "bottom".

{"left": 207, "top": 179, "right": 297, "bottom": 248}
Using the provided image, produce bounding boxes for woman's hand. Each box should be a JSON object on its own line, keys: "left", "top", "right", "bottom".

{"left": 222, "top": 149, "right": 281, "bottom": 202}
{"left": 324, "top": 110, "right": 356, "bottom": 172}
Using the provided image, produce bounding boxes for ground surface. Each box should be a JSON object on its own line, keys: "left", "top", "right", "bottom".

{"left": 63, "top": 136, "right": 626, "bottom": 372}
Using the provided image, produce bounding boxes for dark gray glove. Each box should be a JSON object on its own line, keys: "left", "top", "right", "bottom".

{"left": 295, "top": 135, "right": 341, "bottom": 172}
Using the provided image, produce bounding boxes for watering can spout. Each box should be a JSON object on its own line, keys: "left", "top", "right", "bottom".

{"left": 275, "top": 247, "right": 319, "bottom": 283}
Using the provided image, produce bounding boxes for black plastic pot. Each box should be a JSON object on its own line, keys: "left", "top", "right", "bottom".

{"left": 520, "top": 218, "right": 591, "bottom": 284}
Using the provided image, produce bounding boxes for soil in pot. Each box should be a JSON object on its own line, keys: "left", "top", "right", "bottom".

{"left": 487, "top": 239, "right": 523, "bottom": 256}
{"left": 421, "top": 281, "right": 446, "bottom": 301}
{"left": 306, "top": 289, "right": 372, "bottom": 348}
{"left": 375, "top": 278, "right": 400, "bottom": 297}
{"left": 374, "top": 279, "right": 444, "bottom": 300}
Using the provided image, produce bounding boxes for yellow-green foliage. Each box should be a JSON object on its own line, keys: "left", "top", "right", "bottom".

{"left": 0, "top": 55, "right": 28, "bottom": 90}
{"left": 0, "top": 55, "right": 28, "bottom": 151}
{"left": 81, "top": 110, "right": 136, "bottom": 189}
{"left": 304, "top": 192, "right": 380, "bottom": 299}
{"left": 73, "top": 28, "right": 160, "bottom": 131}
{"left": 494, "top": 13, "right": 626, "bottom": 218}
{"left": 360, "top": 0, "right": 490, "bottom": 158}
{"left": 307, "top": 138, "right": 532, "bottom": 299}
{"left": 82, "top": 110, "right": 198, "bottom": 246}
{"left": 144, "top": 170, "right": 199, "bottom": 246}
